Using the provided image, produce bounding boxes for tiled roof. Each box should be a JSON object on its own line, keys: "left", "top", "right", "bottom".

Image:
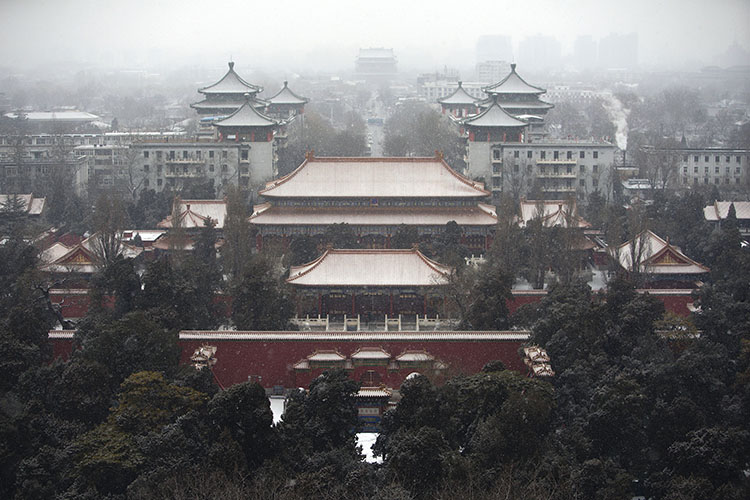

{"left": 260, "top": 154, "right": 489, "bottom": 198}
{"left": 250, "top": 203, "right": 498, "bottom": 227}
{"left": 438, "top": 81, "right": 479, "bottom": 105}
{"left": 483, "top": 63, "right": 546, "bottom": 95}
{"left": 199, "top": 62, "right": 262, "bottom": 95}
{"left": 287, "top": 248, "right": 452, "bottom": 287}
{"left": 612, "top": 230, "right": 709, "bottom": 275}
{"left": 212, "top": 99, "right": 278, "bottom": 128}
{"left": 266, "top": 81, "right": 308, "bottom": 105}
{"left": 157, "top": 200, "right": 227, "bottom": 229}
{"left": 461, "top": 96, "right": 529, "bottom": 128}
{"left": 518, "top": 199, "right": 591, "bottom": 228}
{"left": 703, "top": 201, "right": 750, "bottom": 221}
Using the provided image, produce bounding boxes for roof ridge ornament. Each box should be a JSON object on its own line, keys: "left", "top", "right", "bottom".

{"left": 228, "top": 61, "right": 235, "bottom": 70}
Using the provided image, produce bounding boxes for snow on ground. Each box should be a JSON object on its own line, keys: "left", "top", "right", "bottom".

{"left": 269, "top": 396, "right": 285, "bottom": 424}
{"left": 357, "top": 433, "right": 382, "bottom": 463}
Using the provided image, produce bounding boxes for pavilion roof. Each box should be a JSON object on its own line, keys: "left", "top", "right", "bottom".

{"left": 198, "top": 62, "right": 262, "bottom": 95}
{"left": 518, "top": 199, "right": 591, "bottom": 228}
{"left": 287, "top": 248, "right": 452, "bottom": 287}
{"left": 0, "top": 194, "right": 45, "bottom": 215}
{"left": 39, "top": 234, "right": 142, "bottom": 274}
{"left": 157, "top": 200, "right": 227, "bottom": 229}
{"left": 438, "top": 81, "right": 479, "bottom": 105}
{"left": 212, "top": 99, "right": 278, "bottom": 128}
{"left": 460, "top": 96, "right": 529, "bottom": 128}
{"left": 611, "top": 230, "right": 709, "bottom": 275}
{"left": 260, "top": 153, "right": 489, "bottom": 199}
{"left": 478, "top": 97, "right": 554, "bottom": 110}
{"left": 703, "top": 201, "right": 750, "bottom": 221}
{"left": 250, "top": 203, "right": 498, "bottom": 227}
{"left": 483, "top": 63, "right": 546, "bottom": 95}
{"left": 266, "top": 81, "right": 309, "bottom": 105}
{"left": 351, "top": 347, "right": 391, "bottom": 359}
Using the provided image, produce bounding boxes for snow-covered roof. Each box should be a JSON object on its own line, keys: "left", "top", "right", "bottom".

{"left": 703, "top": 201, "right": 750, "bottom": 221}
{"left": 157, "top": 200, "right": 227, "bottom": 229}
{"left": 0, "top": 194, "right": 45, "bottom": 215}
{"left": 179, "top": 331, "right": 531, "bottom": 341}
{"left": 307, "top": 350, "right": 346, "bottom": 361}
{"left": 4, "top": 111, "right": 99, "bottom": 122}
{"left": 260, "top": 154, "right": 489, "bottom": 199}
{"left": 287, "top": 248, "right": 452, "bottom": 287}
{"left": 122, "top": 230, "right": 167, "bottom": 243}
{"left": 212, "top": 99, "right": 278, "bottom": 128}
{"left": 612, "top": 230, "right": 709, "bottom": 275}
{"left": 356, "top": 387, "right": 392, "bottom": 398}
{"left": 250, "top": 202, "right": 498, "bottom": 227}
{"left": 266, "top": 81, "right": 308, "bottom": 105}
{"left": 199, "top": 62, "right": 262, "bottom": 95}
{"left": 438, "top": 81, "right": 479, "bottom": 105}
{"left": 350, "top": 347, "right": 391, "bottom": 359}
{"left": 518, "top": 199, "right": 591, "bottom": 228}
{"left": 395, "top": 350, "right": 435, "bottom": 362}
{"left": 460, "top": 97, "right": 529, "bottom": 128}
{"left": 483, "top": 63, "right": 546, "bottom": 95}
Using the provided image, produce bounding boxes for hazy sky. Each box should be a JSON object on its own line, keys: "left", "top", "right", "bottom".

{"left": 1, "top": 0, "right": 748, "bottom": 72}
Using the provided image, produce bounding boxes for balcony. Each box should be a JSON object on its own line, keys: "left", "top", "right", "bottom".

{"left": 536, "top": 171, "right": 576, "bottom": 178}
{"left": 166, "top": 156, "right": 205, "bottom": 164}
{"left": 536, "top": 159, "right": 577, "bottom": 165}
{"left": 541, "top": 185, "right": 577, "bottom": 192}
{"left": 165, "top": 170, "right": 205, "bottom": 178}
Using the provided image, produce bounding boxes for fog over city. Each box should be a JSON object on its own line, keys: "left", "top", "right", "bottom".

{"left": 1, "top": 0, "right": 749, "bottom": 73}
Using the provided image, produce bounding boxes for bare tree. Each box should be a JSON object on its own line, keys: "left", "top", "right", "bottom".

{"left": 91, "top": 193, "right": 127, "bottom": 266}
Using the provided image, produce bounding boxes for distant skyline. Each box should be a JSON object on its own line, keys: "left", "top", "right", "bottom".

{"left": 1, "top": 0, "right": 749, "bottom": 73}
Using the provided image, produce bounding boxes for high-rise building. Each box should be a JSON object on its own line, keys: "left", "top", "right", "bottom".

{"left": 599, "top": 33, "right": 638, "bottom": 69}
{"left": 475, "top": 35, "right": 513, "bottom": 63}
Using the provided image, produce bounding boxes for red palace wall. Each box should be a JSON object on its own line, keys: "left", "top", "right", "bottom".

{"left": 179, "top": 332, "right": 528, "bottom": 390}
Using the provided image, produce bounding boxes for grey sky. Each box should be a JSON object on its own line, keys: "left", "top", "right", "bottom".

{"left": 1, "top": 0, "right": 748, "bottom": 71}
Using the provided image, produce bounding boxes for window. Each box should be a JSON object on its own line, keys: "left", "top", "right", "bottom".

{"left": 492, "top": 164, "right": 501, "bottom": 174}
{"left": 714, "top": 178, "right": 719, "bottom": 184}
{"left": 593, "top": 151, "right": 599, "bottom": 159}
{"left": 553, "top": 166, "right": 559, "bottom": 174}
{"left": 567, "top": 151, "right": 572, "bottom": 160}
{"left": 209, "top": 164, "right": 214, "bottom": 172}
{"left": 704, "top": 166, "right": 709, "bottom": 174}
{"left": 592, "top": 179, "right": 598, "bottom": 187}
{"left": 715, "top": 155, "right": 720, "bottom": 163}
{"left": 221, "top": 164, "right": 228, "bottom": 172}
{"left": 157, "top": 178, "right": 162, "bottom": 187}
{"left": 738, "top": 156, "right": 742, "bottom": 163}
{"left": 566, "top": 166, "right": 572, "bottom": 174}
{"left": 493, "top": 149, "right": 501, "bottom": 160}
{"left": 715, "top": 166, "right": 720, "bottom": 174}
{"left": 143, "top": 164, "right": 150, "bottom": 173}
{"left": 694, "top": 155, "right": 699, "bottom": 162}
{"left": 693, "top": 166, "right": 698, "bottom": 174}
{"left": 197, "top": 150, "right": 202, "bottom": 159}
{"left": 241, "top": 150, "right": 248, "bottom": 160}
{"left": 725, "top": 166, "right": 730, "bottom": 175}
{"left": 579, "top": 179, "right": 585, "bottom": 187}
{"left": 593, "top": 165, "right": 599, "bottom": 173}
{"left": 183, "top": 150, "right": 188, "bottom": 159}
{"left": 514, "top": 150, "right": 519, "bottom": 158}
{"left": 157, "top": 165, "right": 162, "bottom": 175}
{"left": 156, "top": 151, "right": 162, "bottom": 160}
{"left": 222, "top": 150, "right": 228, "bottom": 159}
{"left": 492, "top": 177, "right": 501, "bottom": 187}
{"left": 540, "top": 151, "right": 546, "bottom": 159}
{"left": 683, "top": 155, "right": 688, "bottom": 162}
{"left": 580, "top": 151, "right": 585, "bottom": 159}
{"left": 143, "top": 151, "right": 149, "bottom": 158}
{"left": 705, "top": 155, "right": 709, "bottom": 162}
{"left": 209, "top": 150, "right": 215, "bottom": 159}
{"left": 704, "top": 177, "right": 709, "bottom": 184}
{"left": 736, "top": 166, "right": 741, "bottom": 174}
{"left": 527, "top": 151, "right": 532, "bottom": 159}
{"left": 169, "top": 151, "right": 175, "bottom": 160}
{"left": 554, "top": 150, "right": 559, "bottom": 160}
{"left": 513, "top": 164, "right": 519, "bottom": 173}
{"left": 683, "top": 166, "right": 688, "bottom": 174}
{"left": 726, "top": 156, "right": 730, "bottom": 163}
{"left": 580, "top": 165, "right": 586, "bottom": 174}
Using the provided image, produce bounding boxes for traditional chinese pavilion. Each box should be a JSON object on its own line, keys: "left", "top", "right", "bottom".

{"left": 250, "top": 153, "right": 498, "bottom": 252}
{"left": 460, "top": 95, "right": 529, "bottom": 143}
{"left": 265, "top": 81, "right": 308, "bottom": 119}
{"left": 157, "top": 199, "right": 227, "bottom": 229}
{"left": 517, "top": 199, "right": 591, "bottom": 228}
{"left": 438, "top": 81, "right": 480, "bottom": 118}
{"left": 287, "top": 247, "right": 451, "bottom": 319}
{"left": 190, "top": 62, "right": 264, "bottom": 117}
{"left": 481, "top": 63, "right": 553, "bottom": 138}
{"left": 212, "top": 98, "right": 281, "bottom": 143}
{"left": 611, "top": 229, "right": 709, "bottom": 288}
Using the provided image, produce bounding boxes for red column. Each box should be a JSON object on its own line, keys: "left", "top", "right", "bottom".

{"left": 423, "top": 295, "right": 427, "bottom": 315}
{"left": 386, "top": 234, "right": 391, "bottom": 249}
{"left": 389, "top": 292, "right": 394, "bottom": 316}
{"left": 317, "top": 292, "right": 322, "bottom": 316}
